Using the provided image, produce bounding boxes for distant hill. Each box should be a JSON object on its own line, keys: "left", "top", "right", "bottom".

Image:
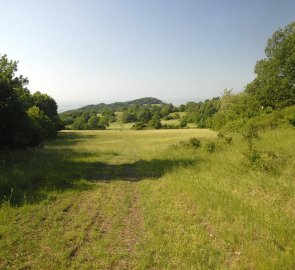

{"left": 61, "top": 97, "right": 165, "bottom": 114}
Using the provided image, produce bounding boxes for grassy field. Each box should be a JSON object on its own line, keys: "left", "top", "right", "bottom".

{"left": 0, "top": 128, "right": 295, "bottom": 269}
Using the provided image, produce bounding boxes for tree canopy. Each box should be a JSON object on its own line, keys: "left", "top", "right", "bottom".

{"left": 0, "top": 54, "right": 61, "bottom": 148}
{"left": 246, "top": 22, "right": 295, "bottom": 109}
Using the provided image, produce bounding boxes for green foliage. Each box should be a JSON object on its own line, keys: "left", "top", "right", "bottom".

{"left": 132, "top": 122, "right": 146, "bottom": 130}
{"left": 99, "top": 115, "right": 109, "bottom": 127}
{"left": 179, "top": 118, "right": 187, "bottom": 128}
{"left": 206, "top": 141, "right": 216, "bottom": 153}
{"left": 63, "top": 97, "right": 165, "bottom": 114}
{"left": 244, "top": 149, "right": 261, "bottom": 165}
{"left": 161, "top": 103, "right": 174, "bottom": 116}
{"left": 244, "top": 149, "right": 287, "bottom": 173}
{"left": 181, "top": 22, "right": 295, "bottom": 133}
{"left": 163, "top": 115, "right": 173, "bottom": 120}
{"left": 27, "top": 106, "right": 56, "bottom": 145}
{"left": 224, "top": 136, "right": 232, "bottom": 144}
{"left": 289, "top": 116, "right": 295, "bottom": 126}
{"left": 245, "top": 22, "right": 295, "bottom": 109}
{"left": 69, "top": 111, "right": 108, "bottom": 130}
{"left": 88, "top": 115, "right": 99, "bottom": 129}
{"left": 137, "top": 108, "right": 153, "bottom": 123}
{"left": 218, "top": 132, "right": 232, "bottom": 144}
{"left": 32, "top": 91, "right": 58, "bottom": 118}
{"left": 188, "top": 137, "right": 201, "bottom": 148}
{"left": 0, "top": 55, "right": 60, "bottom": 148}
{"left": 72, "top": 116, "right": 88, "bottom": 130}
{"left": 185, "top": 98, "right": 220, "bottom": 128}
{"left": 162, "top": 124, "right": 180, "bottom": 129}
{"left": 148, "top": 114, "right": 162, "bottom": 129}
{"left": 122, "top": 109, "right": 137, "bottom": 123}
{"left": 242, "top": 123, "right": 260, "bottom": 150}
{"left": 211, "top": 90, "right": 261, "bottom": 131}
{"left": 173, "top": 137, "right": 202, "bottom": 150}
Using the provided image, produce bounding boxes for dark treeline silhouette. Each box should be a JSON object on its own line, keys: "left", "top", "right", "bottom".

{"left": 0, "top": 55, "right": 62, "bottom": 149}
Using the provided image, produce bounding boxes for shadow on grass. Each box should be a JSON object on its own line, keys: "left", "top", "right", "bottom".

{"left": 52, "top": 132, "right": 98, "bottom": 146}
{"left": 84, "top": 158, "right": 194, "bottom": 182}
{"left": 0, "top": 133, "right": 197, "bottom": 206}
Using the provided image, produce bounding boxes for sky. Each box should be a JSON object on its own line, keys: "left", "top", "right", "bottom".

{"left": 1, "top": 0, "right": 295, "bottom": 109}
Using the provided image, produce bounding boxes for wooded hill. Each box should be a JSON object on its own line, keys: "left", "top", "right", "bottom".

{"left": 63, "top": 97, "right": 165, "bottom": 114}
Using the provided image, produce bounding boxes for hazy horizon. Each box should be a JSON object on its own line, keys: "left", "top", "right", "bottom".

{"left": 57, "top": 97, "right": 204, "bottom": 112}
{"left": 2, "top": 1, "right": 295, "bottom": 105}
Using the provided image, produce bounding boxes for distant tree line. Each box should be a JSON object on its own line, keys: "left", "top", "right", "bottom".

{"left": 61, "top": 108, "right": 115, "bottom": 130}
{"left": 184, "top": 22, "right": 295, "bottom": 131}
{"left": 78, "top": 97, "right": 164, "bottom": 112}
{"left": 60, "top": 101, "right": 188, "bottom": 130}
{"left": 0, "top": 55, "right": 62, "bottom": 149}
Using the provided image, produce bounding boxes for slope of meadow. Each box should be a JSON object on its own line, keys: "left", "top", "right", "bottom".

{"left": 0, "top": 128, "right": 294, "bottom": 269}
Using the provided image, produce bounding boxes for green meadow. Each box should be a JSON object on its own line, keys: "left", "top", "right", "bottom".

{"left": 0, "top": 128, "right": 294, "bottom": 269}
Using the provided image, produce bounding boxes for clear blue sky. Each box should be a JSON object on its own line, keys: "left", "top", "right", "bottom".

{"left": 1, "top": 0, "right": 294, "bottom": 108}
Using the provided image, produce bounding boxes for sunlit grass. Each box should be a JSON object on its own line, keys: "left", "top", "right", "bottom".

{"left": 0, "top": 128, "right": 294, "bottom": 269}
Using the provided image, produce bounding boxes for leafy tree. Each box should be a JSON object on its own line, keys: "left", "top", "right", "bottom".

{"left": 137, "top": 108, "right": 152, "bottom": 123}
{"left": 99, "top": 115, "right": 109, "bottom": 128}
{"left": 246, "top": 22, "right": 295, "bottom": 109}
{"left": 0, "top": 55, "right": 32, "bottom": 148}
{"left": 27, "top": 106, "right": 55, "bottom": 145}
{"left": 88, "top": 115, "right": 99, "bottom": 129}
{"left": 122, "top": 110, "right": 137, "bottom": 123}
{"left": 72, "top": 116, "right": 88, "bottom": 130}
{"left": 179, "top": 118, "right": 187, "bottom": 128}
{"left": 148, "top": 114, "right": 162, "bottom": 129}
{"left": 32, "top": 91, "right": 58, "bottom": 118}
{"left": 161, "top": 103, "right": 174, "bottom": 116}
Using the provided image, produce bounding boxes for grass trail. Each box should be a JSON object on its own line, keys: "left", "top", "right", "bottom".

{"left": 0, "top": 128, "right": 294, "bottom": 269}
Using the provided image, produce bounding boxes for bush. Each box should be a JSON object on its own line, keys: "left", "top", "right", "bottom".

{"left": 163, "top": 115, "right": 173, "bottom": 120}
{"left": 132, "top": 122, "right": 146, "bottom": 130}
{"left": 224, "top": 136, "right": 233, "bottom": 144}
{"left": 242, "top": 123, "right": 260, "bottom": 150}
{"left": 206, "top": 141, "right": 216, "bottom": 153}
{"left": 217, "top": 132, "right": 224, "bottom": 139}
{"left": 218, "top": 132, "right": 232, "bottom": 144}
{"left": 162, "top": 124, "right": 179, "bottom": 129}
{"left": 179, "top": 118, "right": 187, "bottom": 128}
{"left": 243, "top": 149, "right": 287, "bottom": 173}
{"left": 289, "top": 115, "right": 295, "bottom": 127}
{"left": 244, "top": 149, "right": 261, "bottom": 165}
{"left": 189, "top": 138, "right": 201, "bottom": 148}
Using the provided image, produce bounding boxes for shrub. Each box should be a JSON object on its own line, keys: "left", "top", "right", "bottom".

{"left": 132, "top": 122, "right": 146, "bottom": 130}
{"left": 206, "top": 141, "right": 216, "bottom": 153}
{"left": 224, "top": 136, "right": 233, "bottom": 144}
{"left": 289, "top": 116, "right": 295, "bottom": 127}
{"left": 217, "top": 132, "right": 224, "bottom": 138}
{"left": 243, "top": 149, "right": 287, "bottom": 173}
{"left": 179, "top": 118, "right": 187, "bottom": 128}
{"left": 163, "top": 115, "right": 173, "bottom": 120}
{"left": 189, "top": 138, "right": 201, "bottom": 148}
{"left": 242, "top": 123, "right": 260, "bottom": 150}
{"left": 244, "top": 149, "right": 261, "bottom": 165}
{"left": 162, "top": 124, "right": 179, "bottom": 129}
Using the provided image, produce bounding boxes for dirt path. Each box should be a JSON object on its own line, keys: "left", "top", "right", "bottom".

{"left": 67, "top": 181, "right": 144, "bottom": 269}
{"left": 113, "top": 183, "right": 144, "bottom": 269}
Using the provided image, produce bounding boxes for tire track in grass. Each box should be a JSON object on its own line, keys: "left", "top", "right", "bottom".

{"left": 65, "top": 181, "right": 144, "bottom": 269}
{"left": 66, "top": 184, "right": 111, "bottom": 267}
{"left": 107, "top": 182, "right": 144, "bottom": 270}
